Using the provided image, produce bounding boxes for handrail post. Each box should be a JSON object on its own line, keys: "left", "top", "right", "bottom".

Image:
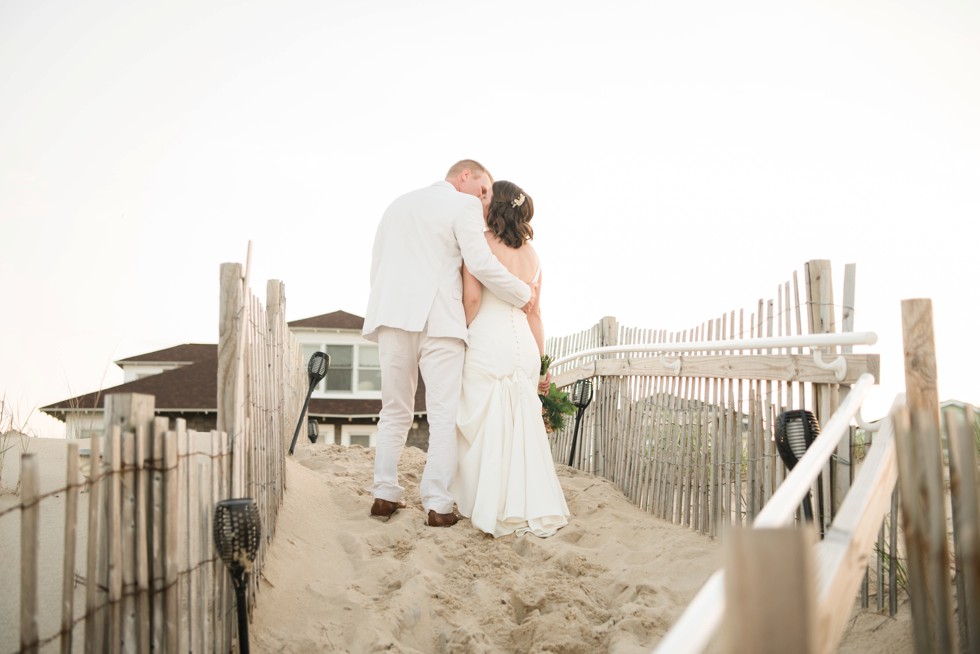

{"left": 591, "top": 316, "right": 618, "bottom": 475}
{"left": 805, "top": 259, "right": 841, "bottom": 535}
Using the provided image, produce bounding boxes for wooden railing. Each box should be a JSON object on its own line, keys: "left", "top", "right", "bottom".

{"left": 544, "top": 283, "right": 978, "bottom": 652}
{"left": 653, "top": 299, "right": 979, "bottom": 653}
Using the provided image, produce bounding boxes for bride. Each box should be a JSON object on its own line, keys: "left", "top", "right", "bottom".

{"left": 451, "top": 180, "right": 570, "bottom": 538}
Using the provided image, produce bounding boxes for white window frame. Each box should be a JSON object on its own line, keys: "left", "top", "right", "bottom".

{"left": 298, "top": 332, "right": 381, "bottom": 400}
{"left": 340, "top": 424, "right": 377, "bottom": 448}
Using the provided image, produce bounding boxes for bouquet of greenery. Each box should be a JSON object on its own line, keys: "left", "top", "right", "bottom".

{"left": 539, "top": 355, "right": 575, "bottom": 433}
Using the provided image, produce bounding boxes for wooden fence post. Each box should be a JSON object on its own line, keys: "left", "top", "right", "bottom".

{"left": 219, "top": 262, "right": 246, "bottom": 499}
{"left": 805, "top": 259, "right": 841, "bottom": 534}
{"left": 895, "top": 298, "right": 955, "bottom": 653}
{"left": 723, "top": 526, "right": 817, "bottom": 654}
{"left": 597, "top": 316, "right": 619, "bottom": 476}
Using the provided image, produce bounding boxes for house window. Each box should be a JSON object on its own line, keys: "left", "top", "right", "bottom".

{"left": 357, "top": 346, "right": 381, "bottom": 391}
{"left": 325, "top": 345, "right": 353, "bottom": 391}
{"left": 341, "top": 424, "right": 377, "bottom": 447}
{"left": 304, "top": 343, "right": 380, "bottom": 394}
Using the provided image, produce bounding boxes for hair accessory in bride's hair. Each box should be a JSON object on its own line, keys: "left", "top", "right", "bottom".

{"left": 511, "top": 193, "right": 526, "bottom": 208}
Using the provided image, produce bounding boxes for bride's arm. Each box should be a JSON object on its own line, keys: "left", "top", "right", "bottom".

{"left": 527, "top": 272, "right": 549, "bottom": 392}
{"left": 526, "top": 271, "right": 545, "bottom": 355}
{"left": 462, "top": 264, "right": 483, "bottom": 326}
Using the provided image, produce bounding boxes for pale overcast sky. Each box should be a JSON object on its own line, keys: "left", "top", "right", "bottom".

{"left": 1, "top": 0, "right": 978, "bottom": 438}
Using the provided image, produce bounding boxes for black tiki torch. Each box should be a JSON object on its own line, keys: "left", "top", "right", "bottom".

{"left": 774, "top": 409, "right": 821, "bottom": 523}
{"left": 567, "top": 379, "right": 594, "bottom": 467}
{"left": 289, "top": 351, "right": 329, "bottom": 455}
{"left": 214, "top": 498, "right": 261, "bottom": 654}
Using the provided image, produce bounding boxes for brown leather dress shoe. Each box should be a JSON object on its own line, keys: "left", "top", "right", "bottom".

{"left": 370, "top": 498, "right": 406, "bottom": 521}
{"left": 427, "top": 510, "right": 459, "bottom": 527}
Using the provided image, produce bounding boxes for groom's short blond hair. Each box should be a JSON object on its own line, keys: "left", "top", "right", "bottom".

{"left": 446, "top": 159, "right": 493, "bottom": 182}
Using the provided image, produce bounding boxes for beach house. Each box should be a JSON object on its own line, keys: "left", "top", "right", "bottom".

{"left": 40, "top": 310, "right": 430, "bottom": 448}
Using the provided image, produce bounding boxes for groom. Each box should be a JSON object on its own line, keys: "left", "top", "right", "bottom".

{"left": 362, "top": 159, "right": 534, "bottom": 527}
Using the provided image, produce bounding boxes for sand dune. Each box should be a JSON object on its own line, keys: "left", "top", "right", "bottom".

{"left": 250, "top": 443, "right": 912, "bottom": 653}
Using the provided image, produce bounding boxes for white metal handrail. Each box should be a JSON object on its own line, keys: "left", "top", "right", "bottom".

{"left": 550, "top": 331, "right": 878, "bottom": 368}
{"left": 651, "top": 373, "right": 878, "bottom": 654}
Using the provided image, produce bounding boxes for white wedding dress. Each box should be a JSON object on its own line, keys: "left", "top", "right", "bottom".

{"left": 452, "top": 271, "right": 570, "bottom": 538}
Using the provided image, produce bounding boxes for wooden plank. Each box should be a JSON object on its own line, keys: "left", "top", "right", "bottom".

{"left": 905, "top": 408, "right": 959, "bottom": 652}
{"left": 664, "top": 354, "right": 682, "bottom": 521}
{"left": 150, "top": 417, "right": 168, "bottom": 654}
{"left": 813, "top": 402, "right": 899, "bottom": 654}
{"left": 552, "top": 353, "right": 880, "bottom": 389}
{"left": 121, "top": 428, "right": 137, "bottom": 652}
{"left": 763, "top": 301, "right": 774, "bottom": 510}
{"left": 218, "top": 262, "right": 246, "bottom": 498}
{"left": 722, "top": 527, "right": 817, "bottom": 654}
{"left": 106, "top": 427, "right": 123, "bottom": 654}
{"left": 804, "top": 259, "right": 836, "bottom": 535}
{"left": 678, "top": 370, "right": 691, "bottom": 527}
{"left": 61, "top": 442, "right": 80, "bottom": 654}
{"left": 841, "top": 264, "right": 856, "bottom": 353}
{"left": 187, "top": 433, "right": 202, "bottom": 654}
{"left": 21, "top": 453, "right": 40, "bottom": 654}
{"left": 103, "top": 392, "right": 155, "bottom": 653}
{"left": 207, "top": 432, "right": 223, "bottom": 653}
{"left": 946, "top": 406, "right": 980, "bottom": 652}
{"left": 84, "top": 434, "right": 104, "bottom": 654}
{"left": 177, "top": 421, "right": 190, "bottom": 654}
{"left": 649, "top": 367, "right": 667, "bottom": 518}
{"left": 135, "top": 426, "right": 150, "bottom": 653}
{"left": 163, "top": 430, "right": 179, "bottom": 653}
{"left": 901, "top": 299, "right": 941, "bottom": 424}
{"left": 898, "top": 299, "right": 955, "bottom": 653}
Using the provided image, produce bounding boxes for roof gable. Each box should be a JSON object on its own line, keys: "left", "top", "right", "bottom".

{"left": 115, "top": 343, "right": 217, "bottom": 366}
{"left": 288, "top": 310, "right": 364, "bottom": 330}
{"left": 43, "top": 354, "right": 219, "bottom": 414}
{"left": 41, "top": 310, "right": 406, "bottom": 422}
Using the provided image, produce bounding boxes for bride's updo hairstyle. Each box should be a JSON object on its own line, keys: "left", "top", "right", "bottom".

{"left": 486, "top": 180, "right": 534, "bottom": 248}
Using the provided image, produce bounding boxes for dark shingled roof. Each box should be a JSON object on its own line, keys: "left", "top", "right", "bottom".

{"left": 114, "top": 343, "right": 217, "bottom": 366}
{"left": 43, "top": 355, "right": 220, "bottom": 415}
{"left": 288, "top": 310, "right": 364, "bottom": 330}
{"left": 42, "top": 309, "right": 419, "bottom": 422}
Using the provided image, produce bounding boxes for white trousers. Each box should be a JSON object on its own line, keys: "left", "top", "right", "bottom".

{"left": 372, "top": 326, "right": 465, "bottom": 514}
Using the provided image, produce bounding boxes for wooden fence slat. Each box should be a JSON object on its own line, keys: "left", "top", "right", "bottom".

{"left": 84, "top": 434, "right": 104, "bottom": 654}
{"left": 121, "top": 428, "right": 136, "bottom": 652}
{"left": 946, "top": 406, "right": 980, "bottom": 653}
{"left": 135, "top": 425, "right": 150, "bottom": 653}
{"left": 163, "top": 429, "right": 179, "bottom": 653}
{"left": 177, "top": 420, "right": 190, "bottom": 654}
{"left": 151, "top": 418, "right": 168, "bottom": 654}
{"left": 21, "top": 453, "right": 40, "bottom": 654}
{"left": 106, "top": 426, "right": 123, "bottom": 654}
{"left": 60, "top": 442, "right": 79, "bottom": 654}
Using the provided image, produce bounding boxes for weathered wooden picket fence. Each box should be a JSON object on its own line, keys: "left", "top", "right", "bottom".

{"left": 5, "top": 253, "right": 975, "bottom": 653}
{"left": 3, "top": 260, "right": 305, "bottom": 653}
{"left": 653, "top": 299, "right": 979, "bottom": 653}
{"left": 544, "top": 261, "right": 979, "bottom": 653}
{"left": 545, "top": 260, "right": 877, "bottom": 538}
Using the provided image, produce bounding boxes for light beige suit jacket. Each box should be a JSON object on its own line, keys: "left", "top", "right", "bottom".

{"left": 362, "top": 181, "right": 530, "bottom": 343}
